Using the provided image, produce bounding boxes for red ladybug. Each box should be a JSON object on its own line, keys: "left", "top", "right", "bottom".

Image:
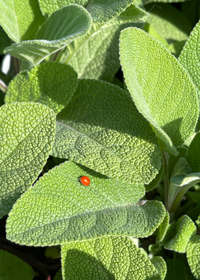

{"left": 79, "top": 176, "right": 90, "bottom": 186}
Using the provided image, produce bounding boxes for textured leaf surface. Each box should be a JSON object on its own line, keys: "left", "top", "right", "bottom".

{"left": 120, "top": 27, "right": 199, "bottom": 155}
{"left": 156, "top": 211, "right": 170, "bottom": 244}
{"left": 0, "top": 250, "right": 34, "bottom": 280}
{"left": 61, "top": 235, "right": 161, "bottom": 280}
{"left": 0, "top": 102, "right": 56, "bottom": 218}
{"left": 39, "top": 0, "right": 89, "bottom": 16}
{"left": 164, "top": 215, "right": 196, "bottom": 253}
{"left": 5, "top": 62, "right": 78, "bottom": 114}
{"left": 187, "top": 235, "right": 200, "bottom": 279}
{"left": 187, "top": 132, "right": 200, "bottom": 172}
{"left": 179, "top": 20, "right": 200, "bottom": 107}
{"left": 145, "top": 3, "right": 191, "bottom": 42}
{"left": 52, "top": 79, "right": 161, "bottom": 184}
{"left": 151, "top": 256, "right": 167, "bottom": 280}
{"left": 0, "top": 0, "right": 45, "bottom": 42}
{"left": 66, "top": 5, "right": 148, "bottom": 81}
{"left": 6, "top": 5, "right": 92, "bottom": 65}
{"left": 6, "top": 161, "right": 166, "bottom": 246}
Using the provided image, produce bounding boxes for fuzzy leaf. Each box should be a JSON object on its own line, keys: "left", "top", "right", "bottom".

{"left": 0, "top": 250, "right": 34, "bottom": 280}
{"left": 186, "top": 235, "right": 200, "bottom": 279}
{"left": 61, "top": 235, "right": 161, "bottom": 280}
{"left": 5, "top": 62, "right": 78, "bottom": 114}
{"left": 120, "top": 27, "right": 199, "bottom": 155}
{"left": 65, "top": 5, "right": 148, "bottom": 82}
{"left": 146, "top": 3, "right": 191, "bottom": 42}
{"left": 0, "top": 0, "right": 45, "bottom": 42}
{"left": 179, "top": 20, "right": 200, "bottom": 106}
{"left": 0, "top": 102, "right": 56, "bottom": 218}
{"left": 151, "top": 256, "right": 167, "bottom": 280}
{"left": 6, "top": 5, "right": 92, "bottom": 65}
{"left": 38, "top": 0, "right": 89, "bottom": 15}
{"left": 6, "top": 161, "right": 166, "bottom": 246}
{"left": 187, "top": 132, "right": 200, "bottom": 172}
{"left": 156, "top": 212, "right": 170, "bottom": 244}
{"left": 164, "top": 215, "right": 196, "bottom": 253}
{"left": 52, "top": 79, "right": 161, "bottom": 184}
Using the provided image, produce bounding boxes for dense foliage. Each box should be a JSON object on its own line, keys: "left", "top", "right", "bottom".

{"left": 1, "top": 0, "right": 200, "bottom": 279}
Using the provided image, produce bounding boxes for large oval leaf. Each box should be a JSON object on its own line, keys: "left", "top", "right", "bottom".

{"left": 52, "top": 79, "right": 161, "bottom": 184}
{"left": 120, "top": 27, "right": 199, "bottom": 155}
{"left": 61, "top": 235, "right": 161, "bottom": 280}
{"left": 6, "top": 161, "right": 166, "bottom": 246}
{"left": 0, "top": 102, "right": 56, "bottom": 218}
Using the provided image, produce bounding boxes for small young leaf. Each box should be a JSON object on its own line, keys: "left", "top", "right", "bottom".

{"left": 52, "top": 79, "right": 161, "bottom": 184}
{"left": 6, "top": 161, "right": 166, "bottom": 246}
{"left": 0, "top": 250, "right": 34, "bottom": 280}
{"left": 164, "top": 215, "right": 196, "bottom": 253}
{"left": 6, "top": 5, "right": 92, "bottom": 65}
{"left": 156, "top": 211, "right": 170, "bottom": 244}
{"left": 0, "top": 102, "right": 56, "bottom": 218}
{"left": 61, "top": 235, "right": 161, "bottom": 280}
{"left": 151, "top": 256, "right": 167, "bottom": 280}
{"left": 120, "top": 27, "right": 199, "bottom": 155}
{"left": 186, "top": 235, "right": 200, "bottom": 279}
{"left": 0, "top": 0, "right": 45, "bottom": 42}
{"left": 179, "top": 20, "right": 200, "bottom": 104}
{"left": 5, "top": 62, "right": 78, "bottom": 114}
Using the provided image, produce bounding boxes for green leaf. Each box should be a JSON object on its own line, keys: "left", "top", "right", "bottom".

{"left": 0, "top": 26, "right": 11, "bottom": 54}
{"left": 53, "top": 269, "right": 62, "bottom": 280}
{"left": 52, "top": 79, "right": 161, "bottom": 184}
{"left": 0, "top": 250, "right": 34, "bottom": 280}
{"left": 6, "top": 161, "right": 166, "bottom": 246}
{"left": 164, "top": 215, "right": 196, "bottom": 253}
{"left": 0, "top": 102, "right": 56, "bottom": 218}
{"left": 0, "top": 0, "right": 45, "bottom": 42}
{"left": 5, "top": 62, "right": 78, "bottom": 114}
{"left": 165, "top": 255, "right": 196, "bottom": 280}
{"left": 145, "top": 3, "right": 191, "bottom": 42}
{"left": 156, "top": 211, "right": 170, "bottom": 244}
{"left": 65, "top": 5, "right": 148, "bottom": 82}
{"left": 38, "top": 0, "right": 90, "bottom": 16}
{"left": 6, "top": 5, "right": 92, "bottom": 65}
{"left": 167, "top": 158, "right": 199, "bottom": 212}
{"left": 120, "top": 27, "right": 199, "bottom": 155}
{"left": 151, "top": 256, "right": 167, "bottom": 280}
{"left": 187, "top": 235, "right": 200, "bottom": 279}
{"left": 179, "top": 20, "right": 200, "bottom": 106}
{"left": 187, "top": 132, "right": 200, "bottom": 174}
{"left": 145, "top": 163, "right": 163, "bottom": 192}
{"left": 61, "top": 235, "right": 161, "bottom": 280}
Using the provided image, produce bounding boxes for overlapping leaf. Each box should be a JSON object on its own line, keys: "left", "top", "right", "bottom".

{"left": 61, "top": 235, "right": 161, "bottom": 280}
{"left": 62, "top": 3, "right": 148, "bottom": 81}
{"left": 0, "top": 102, "right": 56, "bottom": 218}
{"left": 179, "top": 20, "right": 200, "bottom": 105}
{"left": 5, "top": 62, "right": 78, "bottom": 114}
{"left": 52, "top": 79, "right": 161, "bottom": 184}
{"left": 164, "top": 215, "right": 196, "bottom": 253}
{"left": 6, "top": 161, "right": 166, "bottom": 246}
{"left": 6, "top": 5, "right": 92, "bottom": 65}
{"left": 187, "top": 235, "right": 200, "bottom": 279}
{"left": 120, "top": 27, "right": 199, "bottom": 155}
{"left": 0, "top": 0, "right": 45, "bottom": 42}
{"left": 151, "top": 256, "right": 167, "bottom": 280}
